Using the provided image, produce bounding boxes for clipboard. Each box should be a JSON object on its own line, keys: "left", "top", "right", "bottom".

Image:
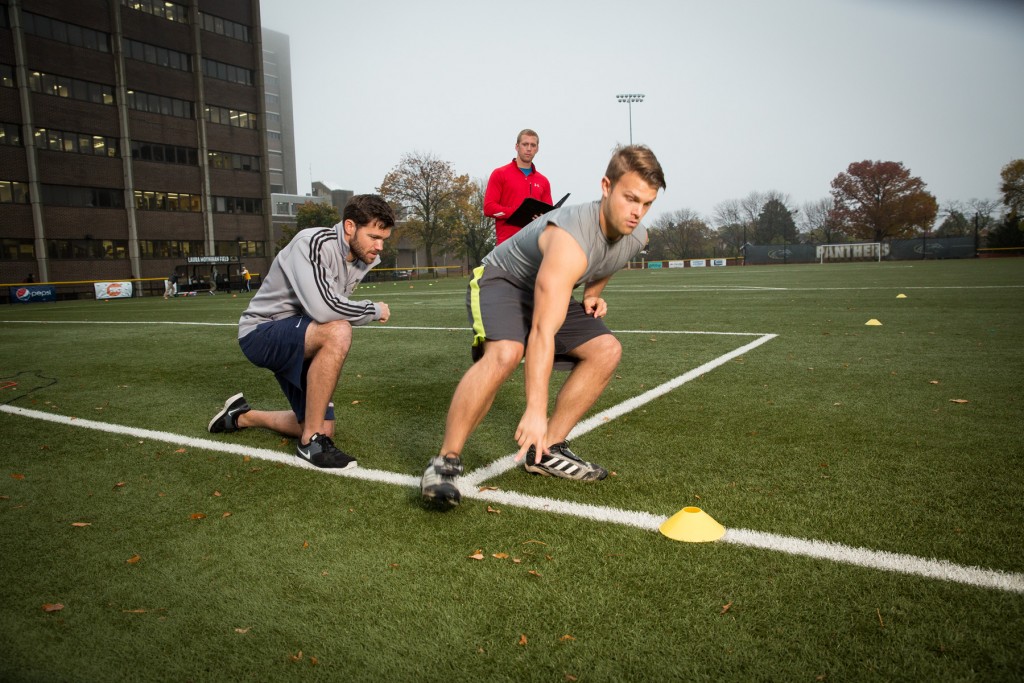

{"left": 505, "top": 193, "right": 570, "bottom": 228}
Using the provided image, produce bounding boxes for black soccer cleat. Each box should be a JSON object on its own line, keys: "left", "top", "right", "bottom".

{"left": 421, "top": 454, "right": 463, "bottom": 508}
{"left": 296, "top": 433, "right": 357, "bottom": 469}
{"left": 524, "top": 441, "right": 607, "bottom": 481}
{"left": 208, "top": 393, "right": 251, "bottom": 434}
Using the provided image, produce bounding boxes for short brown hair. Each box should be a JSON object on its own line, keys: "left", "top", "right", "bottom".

{"left": 516, "top": 129, "right": 539, "bottom": 144}
{"left": 343, "top": 194, "right": 395, "bottom": 229}
{"left": 605, "top": 145, "right": 666, "bottom": 191}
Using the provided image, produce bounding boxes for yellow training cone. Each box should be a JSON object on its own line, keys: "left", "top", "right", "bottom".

{"left": 896, "top": 293, "right": 907, "bottom": 299}
{"left": 865, "top": 319, "right": 882, "bottom": 326}
{"left": 659, "top": 506, "right": 726, "bottom": 542}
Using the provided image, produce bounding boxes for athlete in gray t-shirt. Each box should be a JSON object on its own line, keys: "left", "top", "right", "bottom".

{"left": 421, "top": 145, "right": 667, "bottom": 508}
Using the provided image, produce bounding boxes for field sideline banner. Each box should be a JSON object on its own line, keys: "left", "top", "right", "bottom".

{"left": 94, "top": 282, "right": 133, "bottom": 300}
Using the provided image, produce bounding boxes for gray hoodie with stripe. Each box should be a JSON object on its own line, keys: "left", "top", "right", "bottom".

{"left": 238, "top": 223, "right": 382, "bottom": 339}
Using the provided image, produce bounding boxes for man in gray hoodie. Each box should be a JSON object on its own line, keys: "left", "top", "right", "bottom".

{"left": 208, "top": 194, "right": 395, "bottom": 469}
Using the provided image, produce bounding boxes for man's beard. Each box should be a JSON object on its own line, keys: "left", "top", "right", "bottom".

{"left": 350, "top": 239, "right": 375, "bottom": 264}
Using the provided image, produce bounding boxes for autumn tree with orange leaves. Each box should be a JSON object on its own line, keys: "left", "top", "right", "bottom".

{"left": 828, "top": 161, "right": 938, "bottom": 241}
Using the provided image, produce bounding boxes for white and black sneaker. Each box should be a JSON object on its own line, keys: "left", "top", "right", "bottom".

{"left": 208, "top": 393, "right": 251, "bottom": 433}
{"left": 524, "top": 441, "right": 608, "bottom": 481}
{"left": 296, "top": 433, "right": 357, "bottom": 469}
{"left": 421, "top": 454, "right": 463, "bottom": 508}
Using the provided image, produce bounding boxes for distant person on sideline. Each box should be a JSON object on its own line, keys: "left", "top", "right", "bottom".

{"left": 163, "top": 271, "right": 178, "bottom": 299}
{"left": 208, "top": 194, "right": 396, "bottom": 470}
{"left": 421, "top": 145, "right": 666, "bottom": 508}
{"left": 241, "top": 264, "right": 252, "bottom": 292}
{"left": 484, "top": 128, "right": 553, "bottom": 245}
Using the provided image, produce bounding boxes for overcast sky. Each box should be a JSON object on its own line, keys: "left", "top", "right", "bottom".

{"left": 258, "top": 0, "right": 1024, "bottom": 223}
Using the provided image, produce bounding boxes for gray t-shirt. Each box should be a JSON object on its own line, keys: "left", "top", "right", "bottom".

{"left": 482, "top": 200, "right": 648, "bottom": 289}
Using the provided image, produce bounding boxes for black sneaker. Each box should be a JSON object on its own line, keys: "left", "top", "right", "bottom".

{"left": 524, "top": 441, "right": 608, "bottom": 481}
{"left": 208, "top": 393, "right": 250, "bottom": 433}
{"left": 421, "top": 454, "right": 462, "bottom": 508}
{"left": 296, "top": 433, "right": 357, "bottom": 469}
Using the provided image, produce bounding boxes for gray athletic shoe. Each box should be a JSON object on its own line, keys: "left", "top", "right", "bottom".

{"left": 208, "top": 393, "right": 250, "bottom": 433}
{"left": 524, "top": 441, "right": 607, "bottom": 481}
{"left": 421, "top": 454, "right": 462, "bottom": 508}
{"left": 296, "top": 433, "right": 357, "bottom": 469}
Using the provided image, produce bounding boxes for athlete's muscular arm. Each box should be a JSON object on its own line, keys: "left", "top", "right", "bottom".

{"left": 514, "top": 225, "right": 587, "bottom": 461}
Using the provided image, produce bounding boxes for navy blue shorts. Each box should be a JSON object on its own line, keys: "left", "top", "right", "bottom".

{"left": 239, "top": 316, "right": 335, "bottom": 424}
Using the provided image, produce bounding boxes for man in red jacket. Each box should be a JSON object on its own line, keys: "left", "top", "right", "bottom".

{"left": 484, "top": 129, "right": 553, "bottom": 244}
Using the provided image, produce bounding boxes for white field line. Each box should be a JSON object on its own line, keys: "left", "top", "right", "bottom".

{"left": 462, "top": 333, "right": 777, "bottom": 486}
{"left": 2, "top": 401, "right": 1022, "bottom": 595}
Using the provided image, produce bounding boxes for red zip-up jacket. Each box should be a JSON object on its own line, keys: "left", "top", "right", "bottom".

{"left": 484, "top": 159, "right": 552, "bottom": 244}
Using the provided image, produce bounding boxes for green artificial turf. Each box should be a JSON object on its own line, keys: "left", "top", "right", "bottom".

{"left": 1, "top": 259, "right": 1022, "bottom": 681}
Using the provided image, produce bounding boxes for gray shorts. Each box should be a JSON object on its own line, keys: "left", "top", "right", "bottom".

{"left": 466, "top": 265, "right": 612, "bottom": 369}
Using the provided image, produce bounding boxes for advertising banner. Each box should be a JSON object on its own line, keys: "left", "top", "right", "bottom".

{"left": 690, "top": 259, "right": 707, "bottom": 267}
{"left": 711, "top": 259, "right": 727, "bottom": 267}
{"left": 9, "top": 285, "right": 57, "bottom": 304}
{"left": 94, "top": 282, "right": 133, "bottom": 300}
{"left": 668, "top": 260, "right": 686, "bottom": 269}
{"left": 647, "top": 261, "right": 663, "bottom": 269}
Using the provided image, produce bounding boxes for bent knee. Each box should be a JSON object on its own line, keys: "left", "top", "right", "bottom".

{"left": 585, "top": 334, "right": 622, "bottom": 365}
{"left": 483, "top": 340, "right": 524, "bottom": 373}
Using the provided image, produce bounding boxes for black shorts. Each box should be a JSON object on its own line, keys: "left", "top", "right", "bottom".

{"left": 466, "top": 265, "right": 612, "bottom": 369}
{"left": 238, "top": 316, "right": 335, "bottom": 423}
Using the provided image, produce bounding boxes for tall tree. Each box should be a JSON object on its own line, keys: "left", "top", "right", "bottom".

{"left": 454, "top": 178, "right": 495, "bottom": 267}
{"left": 829, "top": 160, "right": 938, "bottom": 241}
{"left": 799, "top": 197, "right": 844, "bottom": 244}
{"left": 377, "top": 152, "right": 471, "bottom": 272}
{"left": 277, "top": 201, "right": 340, "bottom": 251}
{"left": 755, "top": 198, "right": 798, "bottom": 244}
{"left": 648, "top": 209, "right": 715, "bottom": 259}
{"left": 1000, "top": 159, "right": 1024, "bottom": 218}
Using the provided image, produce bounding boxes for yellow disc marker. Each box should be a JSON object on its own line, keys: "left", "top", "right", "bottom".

{"left": 659, "top": 506, "right": 726, "bottom": 542}
{"left": 865, "top": 319, "right": 882, "bottom": 326}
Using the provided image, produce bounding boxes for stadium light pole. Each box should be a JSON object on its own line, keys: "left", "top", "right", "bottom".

{"left": 616, "top": 93, "right": 645, "bottom": 144}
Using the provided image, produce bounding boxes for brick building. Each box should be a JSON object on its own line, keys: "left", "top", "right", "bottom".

{"left": 0, "top": 0, "right": 271, "bottom": 289}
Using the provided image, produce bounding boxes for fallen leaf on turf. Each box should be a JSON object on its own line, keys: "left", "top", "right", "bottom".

{"left": 113, "top": 481, "right": 125, "bottom": 489}
{"left": 949, "top": 399, "right": 969, "bottom": 404}
{"left": 523, "top": 539, "right": 547, "bottom": 546}
{"left": 467, "top": 550, "right": 484, "bottom": 561}
{"left": 389, "top": 563, "right": 399, "bottom": 569}
{"left": 71, "top": 522, "right": 91, "bottom": 527}
{"left": 528, "top": 570, "right": 542, "bottom": 578}
{"left": 492, "top": 553, "right": 509, "bottom": 560}
{"left": 126, "top": 554, "right": 141, "bottom": 564}
{"left": 243, "top": 455, "right": 251, "bottom": 463}
{"left": 565, "top": 675, "right": 578, "bottom": 682}
{"left": 518, "top": 634, "right": 528, "bottom": 646}
{"left": 478, "top": 485, "right": 498, "bottom": 492}
{"left": 560, "top": 634, "right": 576, "bottom": 641}
{"left": 309, "top": 656, "right": 318, "bottom": 666}
{"left": 512, "top": 558, "right": 522, "bottom": 564}
{"left": 175, "top": 448, "right": 186, "bottom": 454}
{"left": 42, "top": 603, "right": 64, "bottom": 612}
{"left": 351, "top": 400, "right": 360, "bottom": 405}
{"left": 289, "top": 650, "right": 303, "bottom": 663}
{"left": 123, "top": 608, "right": 146, "bottom": 613}
{"left": 234, "top": 627, "right": 250, "bottom": 634}
{"left": 486, "top": 506, "right": 500, "bottom": 514}
{"left": 721, "top": 601, "right": 733, "bottom": 614}
{"left": 10, "top": 473, "right": 24, "bottom": 480}
{"left": 222, "top": 512, "right": 232, "bottom": 518}
{"left": 302, "top": 540, "right": 309, "bottom": 549}
{"left": 39, "top": 444, "right": 49, "bottom": 450}
{"left": 190, "top": 513, "right": 207, "bottom": 520}
{"left": 213, "top": 490, "right": 222, "bottom": 497}
{"left": 929, "top": 380, "right": 940, "bottom": 385}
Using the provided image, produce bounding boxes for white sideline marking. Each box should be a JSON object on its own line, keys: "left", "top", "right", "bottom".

{"left": 2, "top": 402, "right": 1021, "bottom": 595}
